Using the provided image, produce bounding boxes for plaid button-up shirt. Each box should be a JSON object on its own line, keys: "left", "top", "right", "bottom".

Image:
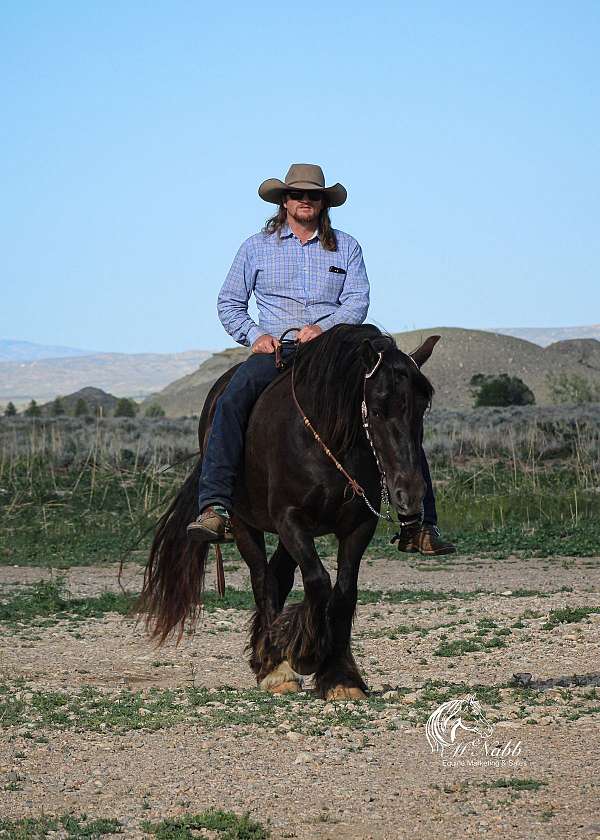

{"left": 217, "top": 222, "right": 370, "bottom": 347}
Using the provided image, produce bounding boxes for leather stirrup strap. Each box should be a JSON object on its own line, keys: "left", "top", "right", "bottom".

{"left": 215, "top": 543, "right": 226, "bottom": 597}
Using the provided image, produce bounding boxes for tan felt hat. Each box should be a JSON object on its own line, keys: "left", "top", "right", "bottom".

{"left": 258, "top": 163, "right": 347, "bottom": 207}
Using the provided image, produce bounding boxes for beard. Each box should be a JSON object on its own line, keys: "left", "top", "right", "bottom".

{"left": 288, "top": 205, "right": 320, "bottom": 225}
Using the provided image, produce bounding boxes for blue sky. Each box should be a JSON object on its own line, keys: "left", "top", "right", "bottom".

{"left": 1, "top": 2, "right": 599, "bottom": 352}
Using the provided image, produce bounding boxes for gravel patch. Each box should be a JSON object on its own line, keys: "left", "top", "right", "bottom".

{"left": 0, "top": 552, "right": 598, "bottom": 838}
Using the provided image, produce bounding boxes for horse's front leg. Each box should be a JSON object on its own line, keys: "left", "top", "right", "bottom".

{"left": 269, "top": 540, "right": 297, "bottom": 611}
{"left": 314, "top": 516, "right": 377, "bottom": 700}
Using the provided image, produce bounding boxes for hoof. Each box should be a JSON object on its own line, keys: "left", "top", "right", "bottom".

{"left": 269, "top": 680, "right": 302, "bottom": 695}
{"left": 259, "top": 660, "right": 301, "bottom": 694}
{"left": 326, "top": 686, "right": 367, "bottom": 701}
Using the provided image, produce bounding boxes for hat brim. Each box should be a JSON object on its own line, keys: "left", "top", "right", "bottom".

{"left": 258, "top": 178, "right": 347, "bottom": 207}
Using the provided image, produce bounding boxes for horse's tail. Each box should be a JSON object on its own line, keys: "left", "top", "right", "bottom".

{"left": 140, "top": 364, "right": 242, "bottom": 644}
{"left": 140, "top": 456, "right": 207, "bottom": 644}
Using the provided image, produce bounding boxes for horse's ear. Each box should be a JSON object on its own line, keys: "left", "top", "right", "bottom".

{"left": 360, "top": 339, "right": 380, "bottom": 371}
{"left": 358, "top": 338, "right": 379, "bottom": 370}
{"left": 410, "top": 335, "right": 440, "bottom": 368}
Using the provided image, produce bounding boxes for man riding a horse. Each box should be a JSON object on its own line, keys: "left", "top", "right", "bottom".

{"left": 186, "top": 163, "right": 454, "bottom": 555}
{"left": 142, "top": 164, "right": 453, "bottom": 699}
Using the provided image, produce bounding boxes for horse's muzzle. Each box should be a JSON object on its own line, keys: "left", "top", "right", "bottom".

{"left": 392, "top": 480, "right": 426, "bottom": 526}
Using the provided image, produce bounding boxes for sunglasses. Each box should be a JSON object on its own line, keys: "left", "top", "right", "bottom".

{"left": 286, "top": 189, "right": 323, "bottom": 202}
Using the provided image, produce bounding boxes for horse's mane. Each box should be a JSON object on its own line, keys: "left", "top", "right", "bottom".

{"left": 291, "top": 323, "right": 433, "bottom": 454}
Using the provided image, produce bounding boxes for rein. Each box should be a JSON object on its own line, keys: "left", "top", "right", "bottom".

{"left": 284, "top": 328, "right": 393, "bottom": 522}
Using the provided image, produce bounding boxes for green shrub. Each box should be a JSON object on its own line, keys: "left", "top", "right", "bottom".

{"left": 144, "top": 403, "right": 166, "bottom": 418}
{"left": 24, "top": 399, "right": 42, "bottom": 417}
{"left": 470, "top": 374, "right": 535, "bottom": 407}
{"left": 74, "top": 398, "right": 89, "bottom": 417}
{"left": 547, "top": 372, "right": 600, "bottom": 405}
{"left": 114, "top": 397, "right": 138, "bottom": 417}
{"left": 51, "top": 397, "right": 66, "bottom": 416}
{"left": 4, "top": 401, "right": 17, "bottom": 417}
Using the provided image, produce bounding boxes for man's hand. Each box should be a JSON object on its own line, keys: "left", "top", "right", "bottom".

{"left": 251, "top": 334, "right": 280, "bottom": 354}
{"left": 297, "top": 324, "right": 323, "bottom": 343}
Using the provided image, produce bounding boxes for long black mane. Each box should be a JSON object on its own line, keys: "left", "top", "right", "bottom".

{"left": 291, "top": 323, "right": 433, "bottom": 454}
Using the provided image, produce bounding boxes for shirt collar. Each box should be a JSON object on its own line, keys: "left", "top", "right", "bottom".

{"left": 280, "top": 222, "right": 319, "bottom": 241}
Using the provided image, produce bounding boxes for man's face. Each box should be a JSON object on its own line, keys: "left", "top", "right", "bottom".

{"left": 283, "top": 190, "right": 323, "bottom": 226}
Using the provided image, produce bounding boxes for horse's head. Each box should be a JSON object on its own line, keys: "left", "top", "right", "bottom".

{"left": 466, "top": 695, "right": 495, "bottom": 739}
{"left": 361, "top": 335, "right": 439, "bottom": 523}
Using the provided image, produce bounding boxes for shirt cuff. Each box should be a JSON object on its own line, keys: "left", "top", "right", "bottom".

{"left": 246, "top": 325, "right": 266, "bottom": 347}
{"left": 314, "top": 313, "right": 337, "bottom": 331}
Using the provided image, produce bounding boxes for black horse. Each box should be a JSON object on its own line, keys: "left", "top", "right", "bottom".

{"left": 141, "top": 324, "right": 438, "bottom": 699}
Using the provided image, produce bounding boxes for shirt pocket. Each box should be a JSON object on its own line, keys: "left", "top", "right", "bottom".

{"left": 312, "top": 264, "right": 346, "bottom": 304}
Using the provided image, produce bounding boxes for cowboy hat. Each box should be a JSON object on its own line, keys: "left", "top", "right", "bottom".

{"left": 258, "top": 163, "right": 347, "bottom": 207}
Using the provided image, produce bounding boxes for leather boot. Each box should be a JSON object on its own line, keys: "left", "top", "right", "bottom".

{"left": 393, "top": 523, "right": 456, "bottom": 556}
{"left": 186, "top": 506, "right": 234, "bottom": 543}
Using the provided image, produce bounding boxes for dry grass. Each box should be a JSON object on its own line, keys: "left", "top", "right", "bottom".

{"left": 1, "top": 408, "right": 599, "bottom": 569}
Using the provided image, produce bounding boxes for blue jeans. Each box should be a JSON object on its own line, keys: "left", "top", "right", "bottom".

{"left": 197, "top": 348, "right": 438, "bottom": 525}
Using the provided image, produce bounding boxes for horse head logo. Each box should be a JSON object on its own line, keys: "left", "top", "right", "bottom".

{"left": 425, "top": 693, "right": 494, "bottom": 756}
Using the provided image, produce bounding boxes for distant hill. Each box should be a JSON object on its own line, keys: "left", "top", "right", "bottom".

{"left": 492, "top": 325, "right": 600, "bottom": 347}
{"left": 40, "top": 387, "right": 120, "bottom": 416}
{"left": 0, "top": 339, "right": 95, "bottom": 362}
{"left": 544, "top": 338, "right": 600, "bottom": 372}
{"left": 144, "top": 328, "right": 600, "bottom": 415}
{"left": 394, "top": 328, "right": 600, "bottom": 407}
{"left": 142, "top": 347, "right": 250, "bottom": 417}
{"left": 0, "top": 350, "right": 212, "bottom": 405}
{"left": 6, "top": 325, "right": 598, "bottom": 410}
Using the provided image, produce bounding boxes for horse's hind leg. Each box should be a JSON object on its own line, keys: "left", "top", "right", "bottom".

{"left": 257, "top": 541, "right": 301, "bottom": 693}
{"left": 314, "top": 517, "right": 377, "bottom": 700}
{"left": 234, "top": 522, "right": 301, "bottom": 693}
{"left": 271, "top": 515, "right": 333, "bottom": 682}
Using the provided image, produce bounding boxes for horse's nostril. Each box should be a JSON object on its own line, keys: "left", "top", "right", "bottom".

{"left": 393, "top": 478, "right": 426, "bottom": 514}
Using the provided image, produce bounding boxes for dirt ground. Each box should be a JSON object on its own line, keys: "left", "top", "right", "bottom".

{"left": 1, "top": 551, "right": 599, "bottom": 839}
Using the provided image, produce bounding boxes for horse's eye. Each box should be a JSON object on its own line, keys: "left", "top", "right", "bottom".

{"left": 372, "top": 409, "right": 380, "bottom": 417}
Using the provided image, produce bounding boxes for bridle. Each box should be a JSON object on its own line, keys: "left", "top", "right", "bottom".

{"left": 360, "top": 352, "right": 393, "bottom": 520}
{"left": 280, "top": 327, "right": 395, "bottom": 522}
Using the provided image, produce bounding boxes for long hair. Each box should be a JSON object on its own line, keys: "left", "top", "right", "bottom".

{"left": 263, "top": 201, "right": 337, "bottom": 251}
